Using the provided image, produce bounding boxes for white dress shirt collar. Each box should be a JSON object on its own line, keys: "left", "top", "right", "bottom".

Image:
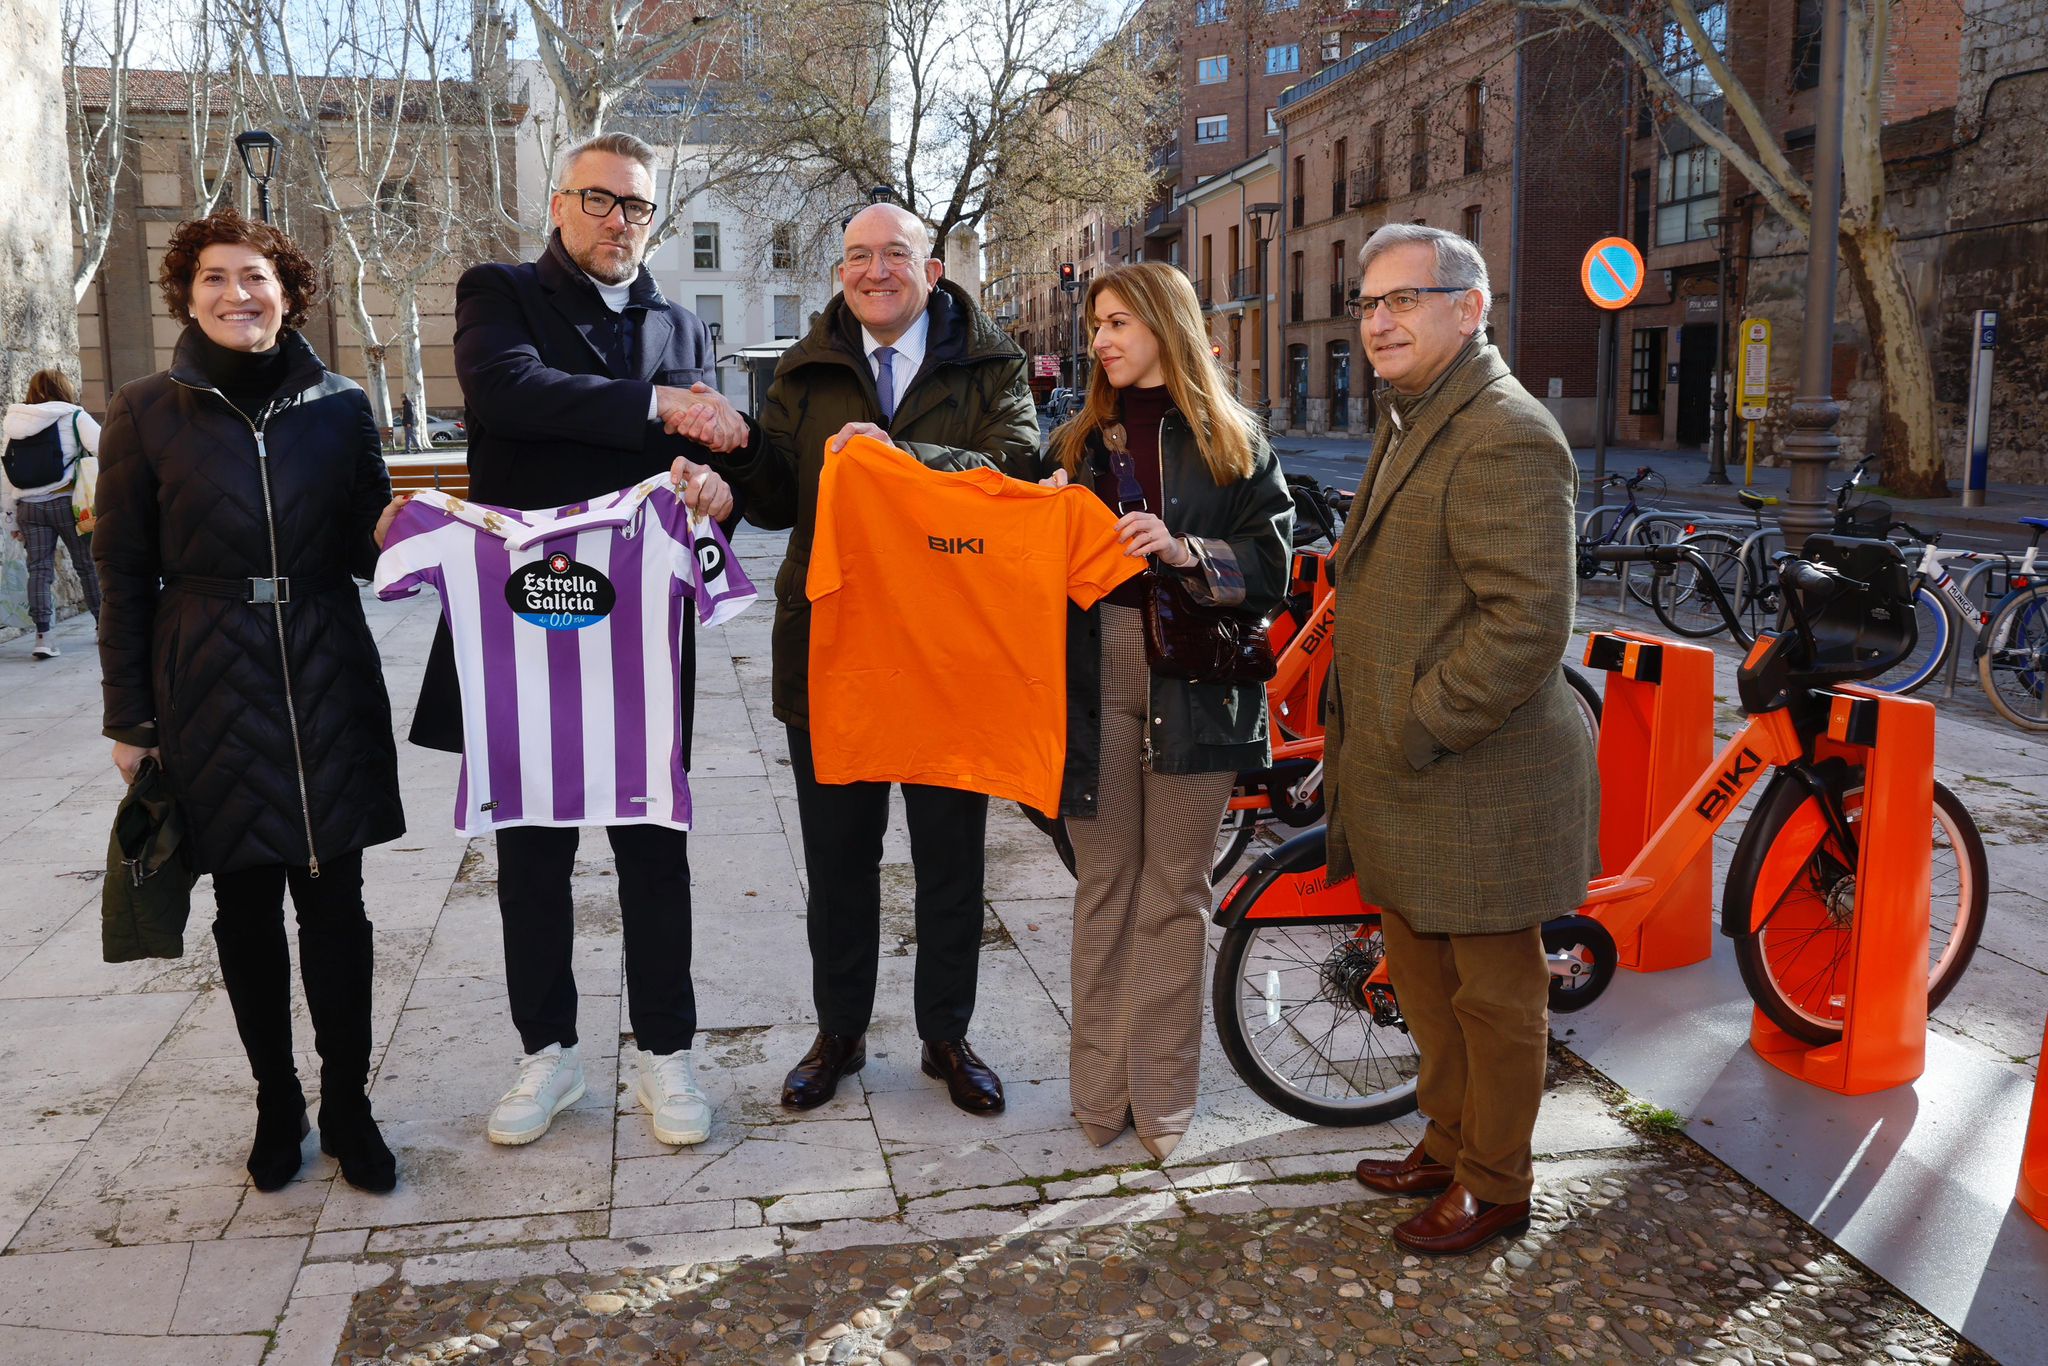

{"left": 860, "top": 309, "right": 930, "bottom": 384}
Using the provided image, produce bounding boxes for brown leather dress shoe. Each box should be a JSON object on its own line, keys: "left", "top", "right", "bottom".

{"left": 921, "top": 1038, "right": 1005, "bottom": 1114}
{"left": 1391, "top": 1182, "right": 1532, "bottom": 1256}
{"left": 1354, "top": 1140, "right": 1454, "bottom": 1196}
{"left": 781, "top": 1031, "right": 865, "bottom": 1110}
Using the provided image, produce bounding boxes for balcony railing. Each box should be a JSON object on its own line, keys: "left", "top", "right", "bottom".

{"left": 1331, "top": 176, "right": 1346, "bottom": 216}
{"left": 1329, "top": 280, "right": 1355, "bottom": 316}
{"left": 1289, "top": 291, "right": 1304, "bottom": 322}
{"left": 1290, "top": 195, "right": 1305, "bottom": 228}
{"left": 1193, "top": 276, "right": 1212, "bottom": 307}
{"left": 1231, "top": 266, "right": 1259, "bottom": 300}
{"left": 1351, "top": 169, "right": 1384, "bottom": 205}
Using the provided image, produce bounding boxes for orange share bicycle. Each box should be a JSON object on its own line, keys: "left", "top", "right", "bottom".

{"left": 1036, "top": 476, "right": 1600, "bottom": 884}
{"left": 1211, "top": 535, "right": 1989, "bottom": 1126}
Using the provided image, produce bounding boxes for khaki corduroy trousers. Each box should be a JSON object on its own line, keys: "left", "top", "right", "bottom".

{"left": 1066, "top": 605, "right": 1234, "bottom": 1143}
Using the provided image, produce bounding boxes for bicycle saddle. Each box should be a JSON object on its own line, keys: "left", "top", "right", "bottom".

{"left": 1737, "top": 488, "right": 1777, "bottom": 509}
{"left": 2020, "top": 516, "right": 2048, "bottom": 531}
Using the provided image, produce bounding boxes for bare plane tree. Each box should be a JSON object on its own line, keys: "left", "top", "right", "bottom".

{"left": 64, "top": 0, "right": 141, "bottom": 303}
{"left": 1511, "top": 0, "right": 1961, "bottom": 496}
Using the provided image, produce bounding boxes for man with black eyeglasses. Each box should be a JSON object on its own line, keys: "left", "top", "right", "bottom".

{"left": 413, "top": 130, "right": 749, "bottom": 1154}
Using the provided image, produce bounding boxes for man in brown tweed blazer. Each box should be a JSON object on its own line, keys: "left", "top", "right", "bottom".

{"left": 1325, "top": 224, "right": 1599, "bottom": 1257}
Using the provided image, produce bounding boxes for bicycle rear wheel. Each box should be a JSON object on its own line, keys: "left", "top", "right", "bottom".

{"left": 1979, "top": 583, "right": 2048, "bottom": 731}
{"left": 1860, "top": 586, "right": 1949, "bottom": 695}
{"left": 1727, "top": 776, "right": 1987, "bottom": 1047}
{"left": 1622, "top": 515, "right": 1688, "bottom": 607}
{"left": 1649, "top": 529, "right": 1743, "bottom": 637}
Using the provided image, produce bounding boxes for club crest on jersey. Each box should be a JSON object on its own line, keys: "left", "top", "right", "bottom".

{"left": 695, "top": 534, "right": 726, "bottom": 583}
{"left": 507, "top": 554, "right": 616, "bottom": 630}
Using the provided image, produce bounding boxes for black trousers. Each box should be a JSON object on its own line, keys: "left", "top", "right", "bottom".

{"left": 211, "top": 850, "right": 374, "bottom": 1110}
{"left": 495, "top": 822, "right": 695, "bottom": 1056}
{"left": 787, "top": 724, "right": 987, "bottom": 1041}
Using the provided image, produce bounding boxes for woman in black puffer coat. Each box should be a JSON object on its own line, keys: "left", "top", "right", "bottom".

{"left": 94, "top": 210, "right": 408, "bottom": 1195}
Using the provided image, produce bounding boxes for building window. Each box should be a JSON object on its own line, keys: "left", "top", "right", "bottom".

{"left": 1629, "top": 329, "right": 1666, "bottom": 415}
{"left": 1462, "top": 204, "right": 1482, "bottom": 246}
{"left": 1655, "top": 146, "right": 1722, "bottom": 245}
{"left": 1631, "top": 170, "right": 1651, "bottom": 248}
{"left": 1195, "top": 0, "right": 1226, "bottom": 21}
{"left": 773, "top": 294, "right": 800, "bottom": 338}
{"left": 1463, "top": 82, "right": 1485, "bottom": 174}
{"left": 1660, "top": 0, "right": 1726, "bottom": 109}
{"left": 1196, "top": 115, "right": 1229, "bottom": 144}
{"left": 771, "top": 222, "right": 795, "bottom": 270}
{"left": 1265, "top": 0, "right": 1299, "bottom": 10}
{"left": 378, "top": 177, "right": 419, "bottom": 228}
{"left": 1409, "top": 108, "right": 1429, "bottom": 192}
{"left": 695, "top": 294, "right": 724, "bottom": 333}
{"left": 1198, "top": 55, "right": 1229, "bottom": 84}
{"left": 1322, "top": 31, "right": 1343, "bottom": 64}
{"left": 1265, "top": 107, "right": 1279, "bottom": 137}
{"left": 1792, "top": 0, "right": 1822, "bottom": 90}
{"left": 693, "top": 221, "right": 721, "bottom": 270}
{"left": 1266, "top": 45, "right": 1300, "bottom": 75}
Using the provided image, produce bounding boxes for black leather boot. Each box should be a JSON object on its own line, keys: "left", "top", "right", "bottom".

{"left": 302, "top": 911, "right": 396, "bottom": 1192}
{"left": 248, "top": 1078, "right": 310, "bottom": 1192}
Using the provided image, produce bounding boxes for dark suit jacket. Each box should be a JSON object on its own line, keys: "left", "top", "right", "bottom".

{"left": 408, "top": 231, "right": 725, "bottom": 752}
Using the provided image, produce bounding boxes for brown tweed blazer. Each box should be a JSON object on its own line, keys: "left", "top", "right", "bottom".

{"left": 1323, "top": 340, "right": 1599, "bottom": 933}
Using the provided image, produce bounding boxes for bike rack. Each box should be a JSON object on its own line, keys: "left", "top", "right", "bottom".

{"left": 1749, "top": 685, "right": 1935, "bottom": 1095}
{"left": 2021, "top": 1016, "right": 2048, "bottom": 1229}
{"left": 1580, "top": 630, "right": 1716, "bottom": 972}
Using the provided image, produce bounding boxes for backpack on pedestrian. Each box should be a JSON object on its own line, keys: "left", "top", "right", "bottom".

{"left": 1, "top": 421, "right": 69, "bottom": 489}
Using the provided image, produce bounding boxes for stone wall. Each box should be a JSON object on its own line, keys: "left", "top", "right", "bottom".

{"left": 0, "top": 0, "right": 83, "bottom": 636}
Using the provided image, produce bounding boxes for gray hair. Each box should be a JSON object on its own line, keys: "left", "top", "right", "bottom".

{"left": 557, "top": 131, "right": 658, "bottom": 187}
{"left": 1358, "top": 223, "right": 1491, "bottom": 325}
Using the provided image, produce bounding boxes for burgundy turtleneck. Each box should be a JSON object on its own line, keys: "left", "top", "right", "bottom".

{"left": 1094, "top": 384, "right": 1174, "bottom": 608}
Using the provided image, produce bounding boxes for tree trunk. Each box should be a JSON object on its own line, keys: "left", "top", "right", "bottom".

{"left": 1841, "top": 223, "right": 1946, "bottom": 499}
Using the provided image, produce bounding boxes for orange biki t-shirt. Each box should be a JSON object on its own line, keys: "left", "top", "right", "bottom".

{"left": 806, "top": 434, "right": 1144, "bottom": 814}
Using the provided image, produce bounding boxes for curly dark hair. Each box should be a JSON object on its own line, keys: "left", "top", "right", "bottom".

{"left": 158, "top": 209, "right": 321, "bottom": 331}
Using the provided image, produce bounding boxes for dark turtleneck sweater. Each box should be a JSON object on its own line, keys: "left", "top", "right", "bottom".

{"left": 190, "top": 328, "right": 291, "bottom": 425}
{"left": 1093, "top": 384, "right": 1175, "bottom": 608}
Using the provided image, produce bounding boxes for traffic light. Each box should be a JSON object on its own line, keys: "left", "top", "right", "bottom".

{"left": 1058, "top": 262, "right": 1078, "bottom": 292}
{"left": 1211, "top": 343, "right": 1223, "bottom": 358}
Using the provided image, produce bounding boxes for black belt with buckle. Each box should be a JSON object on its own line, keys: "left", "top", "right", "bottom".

{"left": 164, "top": 572, "right": 350, "bottom": 604}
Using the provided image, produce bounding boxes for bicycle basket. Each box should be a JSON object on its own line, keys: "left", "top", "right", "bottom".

{"left": 1835, "top": 497, "right": 1892, "bottom": 539}
{"left": 1793, "top": 534, "right": 1917, "bottom": 682}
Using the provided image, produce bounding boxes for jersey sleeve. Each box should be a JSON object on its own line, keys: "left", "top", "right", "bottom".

{"left": 1063, "top": 489, "right": 1146, "bottom": 608}
{"left": 690, "top": 516, "right": 758, "bottom": 628}
{"left": 372, "top": 500, "right": 448, "bottom": 600}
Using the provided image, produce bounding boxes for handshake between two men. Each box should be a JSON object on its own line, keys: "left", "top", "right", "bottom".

{"left": 656, "top": 381, "right": 745, "bottom": 523}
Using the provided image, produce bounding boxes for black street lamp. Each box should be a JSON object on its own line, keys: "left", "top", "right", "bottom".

{"left": 235, "top": 129, "right": 280, "bottom": 223}
{"left": 1704, "top": 213, "right": 1738, "bottom": 485}
{"left": 1779, "top": 0, "right": 1847, "bottom": 544}
{"left": 1245, "top": 201, "right": 1282, "bottom": 432}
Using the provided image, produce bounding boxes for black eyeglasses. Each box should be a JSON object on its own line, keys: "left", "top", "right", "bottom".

{"left": 1344, "top": 286, "right": 1469, "bottom": 319}
{"left": 558, "top": 187, "right": 657, "bottom": 226}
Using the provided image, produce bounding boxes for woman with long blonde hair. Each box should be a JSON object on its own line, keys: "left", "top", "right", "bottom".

{"left": 1043, "top": 262, "right": 1291, "bottom": 1159}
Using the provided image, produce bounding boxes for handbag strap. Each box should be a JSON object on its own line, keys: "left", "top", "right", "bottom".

{"left": 1105, "top": 443, "right": 1149, "bottom": 517}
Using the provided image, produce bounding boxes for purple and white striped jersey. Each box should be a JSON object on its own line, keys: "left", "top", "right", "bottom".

{"left": 373, "top": 476, "right": 755, "bottom": 834}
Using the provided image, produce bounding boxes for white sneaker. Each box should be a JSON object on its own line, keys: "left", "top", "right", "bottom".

{"left": 30, "top": 639, "right": 56, "bottom": 659}
{"left": 635, "top": 1047, "right": 712, "bottom": 1146}
{"left": 486, "top": 1043, "right": 586, "bottom": 1146}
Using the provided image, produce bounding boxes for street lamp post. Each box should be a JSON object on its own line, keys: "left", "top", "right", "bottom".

{"left": 1062, "top": 273, "right": 1082, "bottom": 392}
{"left": 1704, "top": 213, "right": 1738, "bottom": 485}
{"left": 1778, "top": 0, "right": 1847, "bottom": 545}
{"left": 235, "top": 129, "right": 280, "bottom": 223}
{"left": 1245, "top": 201, "right": 1282, "bottom": 432}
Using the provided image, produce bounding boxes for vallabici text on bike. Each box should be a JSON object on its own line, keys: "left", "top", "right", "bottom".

{"left": 1207, "top": 534, "right": 1988, "bottom": 1127}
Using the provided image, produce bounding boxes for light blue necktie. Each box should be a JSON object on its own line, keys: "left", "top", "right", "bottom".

{"left": 874, "top": 346, "right": 897, "bottom": 423}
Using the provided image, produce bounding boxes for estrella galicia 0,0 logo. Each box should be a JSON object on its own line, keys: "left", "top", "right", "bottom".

{"left": 507, "top": 553, "right": 616, "bottom": 630}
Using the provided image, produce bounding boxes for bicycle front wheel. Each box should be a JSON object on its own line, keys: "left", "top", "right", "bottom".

{"left": 1213, "top": 911, "right": 1421, "bottom": 1127}
{"left": 1861, "top": 585, "right": 1949, "bottom": 694}
{"left": 1650, "top": 529, "right": 1743, "bottom": 637}
{"left": 1727, "top": 776, "right": 1988, "bottom": 1047}
{"left": 1622, "top": 516, "right": 1688, "bottom": 606}
{"left": 1979, "top": 583, "right": 2048, "bottom": 731}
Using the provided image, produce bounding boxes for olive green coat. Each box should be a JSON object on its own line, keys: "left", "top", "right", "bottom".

{"left": 714, "top": 280, "right": 1041, "bottom": 729}
{"left": 1323, "top": 340, "right": 1599, "bottom": 932}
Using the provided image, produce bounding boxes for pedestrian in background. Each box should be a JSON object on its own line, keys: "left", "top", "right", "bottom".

{"left": 710, "top": 202, "right": 1039, "bottom": 1118}
{"left": 399, "top": 392, "right": 420, "bottom": 452}
{"left": 414, "top": 130, "right": 740, "bottom": 1152}
{"left": 3, "top": 368, "right": 102, "bottom": 658}
{"left": 94, "top": 208, "right": 410, "bottom": 1195}
{"left": 1327, "top": 223, "right": 1598, "bottom": 1255}
{"left": 1042, "top": 262, "right": 1291, "bottom": 1160}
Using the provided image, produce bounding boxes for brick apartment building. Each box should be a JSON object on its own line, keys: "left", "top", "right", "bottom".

{"left": 1243, "top": 0, "right": 1623, "bottom": 439}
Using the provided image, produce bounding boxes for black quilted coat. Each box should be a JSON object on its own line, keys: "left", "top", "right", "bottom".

{"left": 94, "top": 327, "right": 404, "bottom": 874}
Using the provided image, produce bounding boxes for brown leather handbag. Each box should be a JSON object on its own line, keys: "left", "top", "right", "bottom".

{"left": 1102, "top": 429, "right": 1276, "bottom": 685}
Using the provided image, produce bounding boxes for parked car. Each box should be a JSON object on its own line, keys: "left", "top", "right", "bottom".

{"left": 424, "top": 414, "right": 466, "bottom": 446}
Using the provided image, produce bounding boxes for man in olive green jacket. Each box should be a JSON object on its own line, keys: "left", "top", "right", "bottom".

{"left": 1326, "top": 225, "right": 1599, "bottom": 1257}
{"left": 710, "top": 204, "right": 1040, "bottom": 1118}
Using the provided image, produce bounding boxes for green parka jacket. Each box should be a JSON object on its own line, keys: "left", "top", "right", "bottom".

{"left": 713, "top": 279, "right": 1040, "bottom": 729}
{"left": 1048, "top": 409, "right": 1294, "bottom": 819}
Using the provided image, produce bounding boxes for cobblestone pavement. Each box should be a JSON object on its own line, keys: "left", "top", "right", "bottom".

{"left": 340, "top": 1121, "right": 1988, "bottom": 1366}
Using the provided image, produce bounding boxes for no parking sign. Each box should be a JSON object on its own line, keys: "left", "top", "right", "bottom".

{"left": 1581, "top": 237, "right": 1645, "bottom": 310}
